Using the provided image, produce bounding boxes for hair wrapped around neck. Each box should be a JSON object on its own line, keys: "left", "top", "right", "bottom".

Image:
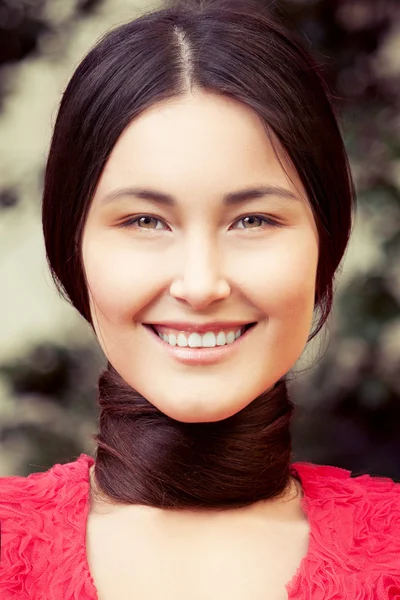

{"left": 90, "top": 362, "right": 300, "bottom": 511}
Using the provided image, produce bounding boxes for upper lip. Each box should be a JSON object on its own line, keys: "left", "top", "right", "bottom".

{"left": 144, "top": 321, "right": 255, "bottom": 334}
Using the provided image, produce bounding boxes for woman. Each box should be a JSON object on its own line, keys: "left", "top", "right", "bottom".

{"left": 1, "top": 0, "right": 399, "bottom": 598}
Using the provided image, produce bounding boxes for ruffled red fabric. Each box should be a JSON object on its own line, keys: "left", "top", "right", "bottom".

{"left": 0, "top": 453, "right": 399, "bottom": 599}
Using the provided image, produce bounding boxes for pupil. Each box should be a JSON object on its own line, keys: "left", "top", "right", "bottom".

{"left": 245, "top": 216, "right": 259, "bottom": 227}
{"left": 141, "top": 216, "right": 153, "bottom": 227}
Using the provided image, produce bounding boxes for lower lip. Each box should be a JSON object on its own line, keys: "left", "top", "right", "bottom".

{"left": 144, "top": 324, "right": 256, "bottom": 365}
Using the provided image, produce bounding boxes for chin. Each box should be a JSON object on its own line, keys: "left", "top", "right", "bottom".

{"left": 156, "top": 396, "right": 247, "bottom": 424}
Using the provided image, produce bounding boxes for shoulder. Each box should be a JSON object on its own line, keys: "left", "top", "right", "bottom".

{"left": 294, "top": 460, "right": 400, "bottom": 533}
{"left": 0, "top": 452, "right": 94, "bottom": 511}
{"left": 290, "top": 461, "right": 400, "bottom": 595}
{"left": 0, "top": 453, "right": 94, "bottom": 599}
{"left": 293, "top": 460, "right": 400, "bottom": 509}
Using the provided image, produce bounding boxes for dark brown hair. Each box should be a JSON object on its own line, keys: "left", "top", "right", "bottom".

{"left": 42, "top": 0, "right": 355, "bottom": 510}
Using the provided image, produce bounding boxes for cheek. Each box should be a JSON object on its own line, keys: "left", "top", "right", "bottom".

{"left": 250, "top": 236, "right": 318, "bottom": 368}
{"left": 82, "top": 236, "right": 148, "bottom": 324}
{"left": 83, "top": 225, "right": 318, "bottom": 325}
{"left": 276, "top": 256, "right": 317, "bottom": 315}
{"left": 244, "top": 233, "right": 318, "bottom": 320}
{"left": 253, "top": 238, "right": 318, "bottom": 360}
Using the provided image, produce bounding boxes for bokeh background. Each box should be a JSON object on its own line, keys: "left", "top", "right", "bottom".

{"left": 0, "top": 0, "right": 399, "bottom": 479}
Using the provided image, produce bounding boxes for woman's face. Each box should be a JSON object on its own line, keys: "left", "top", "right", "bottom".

{"left": 82, "top": 90, "right": 319, "bottom": 423}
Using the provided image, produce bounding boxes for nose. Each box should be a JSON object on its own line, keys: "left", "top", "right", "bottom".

{"left": 169, "top": 237, "right": 231, "bottom": 310}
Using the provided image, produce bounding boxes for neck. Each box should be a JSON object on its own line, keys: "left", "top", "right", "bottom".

{"left": 91, "top": 365, "right": 299, "bottom": 512}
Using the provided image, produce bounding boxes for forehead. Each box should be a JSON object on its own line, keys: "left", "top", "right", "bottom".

{"left": 93, "top": 90, "right": 305, "bottom": 205}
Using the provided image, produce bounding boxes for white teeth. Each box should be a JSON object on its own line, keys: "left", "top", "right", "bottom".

{"left": 156, "top": 327, "right": 246, "bottom": 348}
{"left": 177, "top": 333, "right": 188, "bottom": 347}
{"left": 216, "top": 331, "right": 226, "bottom": 346}
{"left": 226, "top": 331, "right": 235, "bottom": 344}
{"left": 202, "top": 331, "right": 217, "bottom": 347}
{"left": 188, "top": 332, "right": 202, "bottom": 348}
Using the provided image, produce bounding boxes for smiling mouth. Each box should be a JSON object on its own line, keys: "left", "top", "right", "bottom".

{"left": 144, "top": 323, "right": 256, "bottom": 348}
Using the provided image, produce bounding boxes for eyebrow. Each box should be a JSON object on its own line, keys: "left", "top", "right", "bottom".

{"left": 100, "top": 185, "right": 300, "bottom": 207}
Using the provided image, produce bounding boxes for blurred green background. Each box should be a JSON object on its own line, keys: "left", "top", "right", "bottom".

{"left": 0, "top": 0, "right": 399, "bottom": 479}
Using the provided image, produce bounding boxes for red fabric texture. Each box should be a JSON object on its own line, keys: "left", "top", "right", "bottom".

{"left": 0, "top": 453, "right": 399, "bottom": 599}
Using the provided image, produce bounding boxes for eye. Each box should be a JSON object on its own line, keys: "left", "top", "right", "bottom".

{"left": 120, "top": 215, "right": 167, "bottom": 230}
{"left": 119, "top": 213, "right": 280, "bottom": 231}
{"left": 232, "top": 214, "right": 280, "bottom": 230}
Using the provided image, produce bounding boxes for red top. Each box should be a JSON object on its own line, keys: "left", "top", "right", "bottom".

{"left": 0, "top": 453, "right": 399, "bottom": 599}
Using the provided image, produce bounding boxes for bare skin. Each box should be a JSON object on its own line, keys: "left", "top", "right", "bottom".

{"left": 82, "top": 90, "right": 316, "bottom": 598}
{"left": 82, "top": 90, "right": 319, "bottom": 425}
{"left": 86, "top": 466, "right": 310, "bottom": 600}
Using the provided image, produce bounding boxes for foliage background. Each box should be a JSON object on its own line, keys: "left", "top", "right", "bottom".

{"left": 0, "top": 0, "right": 399, "bottom": 479}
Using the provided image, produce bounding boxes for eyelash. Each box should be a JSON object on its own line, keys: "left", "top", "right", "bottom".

{"left": 119, "top": 214, "right": 282, "bottom": 232}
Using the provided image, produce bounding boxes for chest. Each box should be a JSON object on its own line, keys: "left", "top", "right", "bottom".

{"left": 85, "top": 507, "right": 310, "bottom": 600}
